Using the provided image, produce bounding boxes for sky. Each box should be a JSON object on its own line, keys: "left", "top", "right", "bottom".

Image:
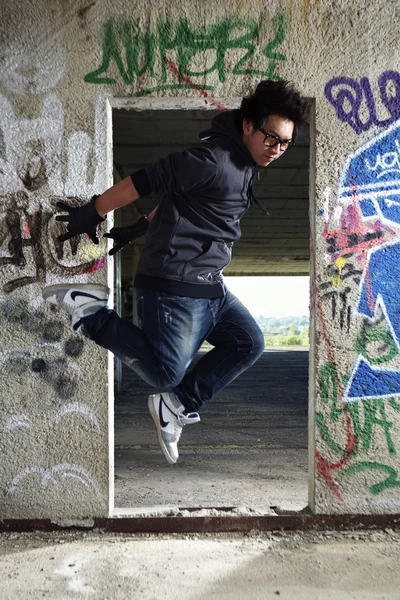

{"left": 224, "top": 276, "right": 310, "bottom": 318}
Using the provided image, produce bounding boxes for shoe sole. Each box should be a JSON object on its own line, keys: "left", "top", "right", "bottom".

{"left": 43, "top": 283, "right": 110, "bottom": 302}
{"left": 148, "top": 395, "right": 177, "bottom": 465}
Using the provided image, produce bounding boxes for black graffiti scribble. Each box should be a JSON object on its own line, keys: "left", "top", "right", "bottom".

{"left": 0, "top": 197, "right": 104, "bottom": 293}
{"left": 320, "top": 263, "right": 363, "bottom": 332}
{"left": 0, "top": 207, "right": 47, "bottom": 293}
{"left": 324, "top": 230, "right": 385, "bottom": 257}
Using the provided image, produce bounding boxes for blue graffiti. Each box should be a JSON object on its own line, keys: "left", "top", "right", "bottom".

{"left": 357, "top": 241, "right": 400, "bottom": 347}
{"left": 325, "top": 71, "right": 400, "bottom": 135}
{"left": 345, "top": 357, "right": 400, "bottom": 401}
{"left": 338, "top": 120, "right": 400, "bottom": 225}
{"left": 340, "top": 121, "right": 400, "bottom": 402}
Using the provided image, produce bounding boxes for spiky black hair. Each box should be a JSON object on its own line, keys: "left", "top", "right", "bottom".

{"left": 238, "top": 80, "right": 310, "bottom": 142}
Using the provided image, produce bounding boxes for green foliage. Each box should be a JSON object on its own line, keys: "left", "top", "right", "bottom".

{"left": 256, "top": 315, "right": 309, "bottom": 347}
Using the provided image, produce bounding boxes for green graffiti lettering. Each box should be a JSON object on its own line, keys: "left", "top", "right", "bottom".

{"left": 85, "top": 20, "right": 157, "bottom": 84}
{"left": 316, "top": 361, "right": 347, "bottom": 457}
{"left": 342, "top": 461, "right": 400, "bottom": 495}
{"left": 319, "top": 361, "right": 344, "bottom": 421}
{"left": 131, "top": 83, "right": 215, "bottom": 97}
{"left": 389, "top": 397, "right": 400, "bottom": 412}
{"left": 125, "top": 23, "right": 157, "bottom": 79}
{"left": 348, "top": 399, "right": 396, "bottom": 456}
{"left": 355, "top": 325, "right": 397, "bottom": 365}
{"left": 84, "top": 15, "right": 287, "bottom": 87}
{"left": 316, "top": 412, "right": 347, "bottom": 458}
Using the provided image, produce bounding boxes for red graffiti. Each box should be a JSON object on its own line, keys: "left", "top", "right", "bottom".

{"left": 323, "top": 175, "right": 396, "bottom": 269}
{"left": 311, "top": 231, "right": 356, "bottom": 506}
{"left": 163, "top": 58, "right": 227, "bottom": 110}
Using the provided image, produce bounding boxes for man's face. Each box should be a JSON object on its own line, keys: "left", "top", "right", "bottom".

{"left": 242, "top": 114, "right": 295, "bottom": 167}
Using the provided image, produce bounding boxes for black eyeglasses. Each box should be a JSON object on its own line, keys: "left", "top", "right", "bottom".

{"left": 259, "top": 127, "right": 294, "bottom": 151}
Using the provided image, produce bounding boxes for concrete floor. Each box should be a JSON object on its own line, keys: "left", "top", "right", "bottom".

{"left": 114, "top": 349, "right": 309, "bottom": 513}
{"left": 2, "top": 529, "right": 400, "bottom": 599}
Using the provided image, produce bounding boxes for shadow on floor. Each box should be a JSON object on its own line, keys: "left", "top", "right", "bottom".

{"left": 114, "top": 349, "right": 309, "bottom": 512}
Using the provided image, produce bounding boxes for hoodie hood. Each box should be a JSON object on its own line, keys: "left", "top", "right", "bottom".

{"left": 199, "top": 110, "right": 256, "bottom": 166}
{"left": 201, "top": 110, "right": 268, "bottom": 215}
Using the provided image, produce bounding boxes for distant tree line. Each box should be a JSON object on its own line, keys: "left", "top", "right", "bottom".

{"left": 254, "top": 315, "right": 309, "bottom": 346}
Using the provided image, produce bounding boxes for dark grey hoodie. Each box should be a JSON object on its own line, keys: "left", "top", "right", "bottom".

{"left": 130, "top": 110, "right": 259, "bottom": 298}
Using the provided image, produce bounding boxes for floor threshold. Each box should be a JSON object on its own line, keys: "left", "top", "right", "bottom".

{"left": 1, "top": 513, "right": 400, "bottom": 534}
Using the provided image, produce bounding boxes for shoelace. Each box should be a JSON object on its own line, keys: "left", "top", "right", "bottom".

{"left": 174, "top": 417, "right": 185, "bottom": 443}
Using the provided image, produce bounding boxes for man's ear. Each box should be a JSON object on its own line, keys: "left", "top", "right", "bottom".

{"left": 242, "top": 118, "right": 253, "bottom": 136}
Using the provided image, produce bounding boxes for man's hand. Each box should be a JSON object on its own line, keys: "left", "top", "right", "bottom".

{"left": 104, "top": 216, "right": 149, "bottom": 255}
{"left": 56, "top": 195, "right": 106, "bottom": 244}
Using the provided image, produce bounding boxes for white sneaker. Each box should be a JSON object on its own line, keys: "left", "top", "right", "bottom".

{"left": 148, "top": 392, "right": 200, "bottom": 464}
{"left": 43, "top": 283, "right": 110, "bottom": 330}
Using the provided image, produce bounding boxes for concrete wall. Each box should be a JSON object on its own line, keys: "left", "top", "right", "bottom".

{"left": 1, "top": 0, "right": 400, "bottom": 518}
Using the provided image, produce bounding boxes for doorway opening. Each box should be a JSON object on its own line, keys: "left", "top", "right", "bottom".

{"left": 110, "top": 99, "right": 312, "bottom": 516}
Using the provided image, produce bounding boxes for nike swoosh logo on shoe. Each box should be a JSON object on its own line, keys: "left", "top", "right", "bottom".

{"left": 159, "top": 395, "right": 170, "bottom": 428}
{"left": 71, "top": 291, "right": 102, "bottom": 301}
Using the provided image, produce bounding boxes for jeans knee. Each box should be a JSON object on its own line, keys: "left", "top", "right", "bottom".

{"left": 252, "top": 327, "right": 265, "bottom": 360}
{"left": 157, "top": 366, "right": 185, "bottom": 390}
{"left": 238, "top": 327, "right": 264, "bottom": 365}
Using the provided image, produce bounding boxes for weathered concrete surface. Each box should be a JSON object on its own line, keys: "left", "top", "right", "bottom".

{"left": 115, "top": 350, "right": 308, "bottom": 513}
{"left": 1, "top": 530, "right": 400, "bottom": 599}
{"left": 1, "top": 0, "right": 400, "bottom": 519}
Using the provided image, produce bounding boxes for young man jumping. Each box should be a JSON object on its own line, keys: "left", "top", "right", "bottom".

{"left": 43, "top": 80, "right": 309, "bottom": 464}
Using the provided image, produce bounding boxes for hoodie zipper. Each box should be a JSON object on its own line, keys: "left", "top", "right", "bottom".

{"left": 248, "top": 166, "right": 269, "bottom": 214}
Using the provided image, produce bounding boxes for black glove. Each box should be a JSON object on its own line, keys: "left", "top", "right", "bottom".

{"left": 55, "top": 195, "right": 106, "bottom": 244}
{"left": 104, "top": 216, "right": 149, "bottom": 256}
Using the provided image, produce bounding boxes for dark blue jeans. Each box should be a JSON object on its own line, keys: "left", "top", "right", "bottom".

{"left": 82, "top": 289, "right": 265, "bottom": 412}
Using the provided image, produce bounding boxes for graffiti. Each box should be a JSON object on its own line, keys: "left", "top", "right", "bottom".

{"left": 316, "top": 120, "right": 400, "bottom": 498}
{"left": 0, "top": 5, "right": 110, "bottom": 516}
{"left": 0, "top": 91, "right": 108, "bottom": 198}
{"left": 317, "top": 359, "right": 400, "bottom": 495}
{"left": 315, "top": 120, "right": 400, "bottom": 500}
{"left": 341, "top": 400, "right": 400, "bottom": 495}
{"left": 345, "top": 356, "right": 400, "bottom": 402}
{"left": 8, "top": 464, "right": 102, "bottom": 497}
{"left": 0, "top": 199, "right": 105, "bottom": 293}
{"left": 320, "top": 201, "right": 379, "bottom": 332}
{"left": 342, "top": 462, "right": 400, "bottom": 495}
{"left": 339, "top": 123, "right": 400, "bottom": 402}
{"left": 3, "top": 404, "right": 101, "bottom": 435}
{"left": 321, "top": 171, "right": 394, "bottom": 335}
{"left": 163, "top": 58, "right": 226, "bottom": 109}
{"left": 3, "top": 414, "right": 31, "bottom": 432}
{"left": 325, "top": 71, "right": 400, "bottom": 135}
{"left": 84, "top": 15, "right": 287, "bottom": 93}
{"left": 318, "top": 363, "right": 397, "bottom": 457}
{"left": 346, "top": 397, "right": 396, "bottom": 456}
{"left": 355, "top": 319, "right": 397, "bottom": 366}
{"left": 311, "top": 228, "right": 356, "bottom": 504}
{"left": 322, "top": 185, "right": 395, "bottom": 267}
{"left": 0, "top": 92, "right": 108, "bottom": 293}
{"left": 316, "top": 361, "right": 348, "bottom": 459}
{"left": 54, "top": 403, "right": 101, "bottom": 433}
{"left": 319, "top": 276, "right": 352, "bottom": 333}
